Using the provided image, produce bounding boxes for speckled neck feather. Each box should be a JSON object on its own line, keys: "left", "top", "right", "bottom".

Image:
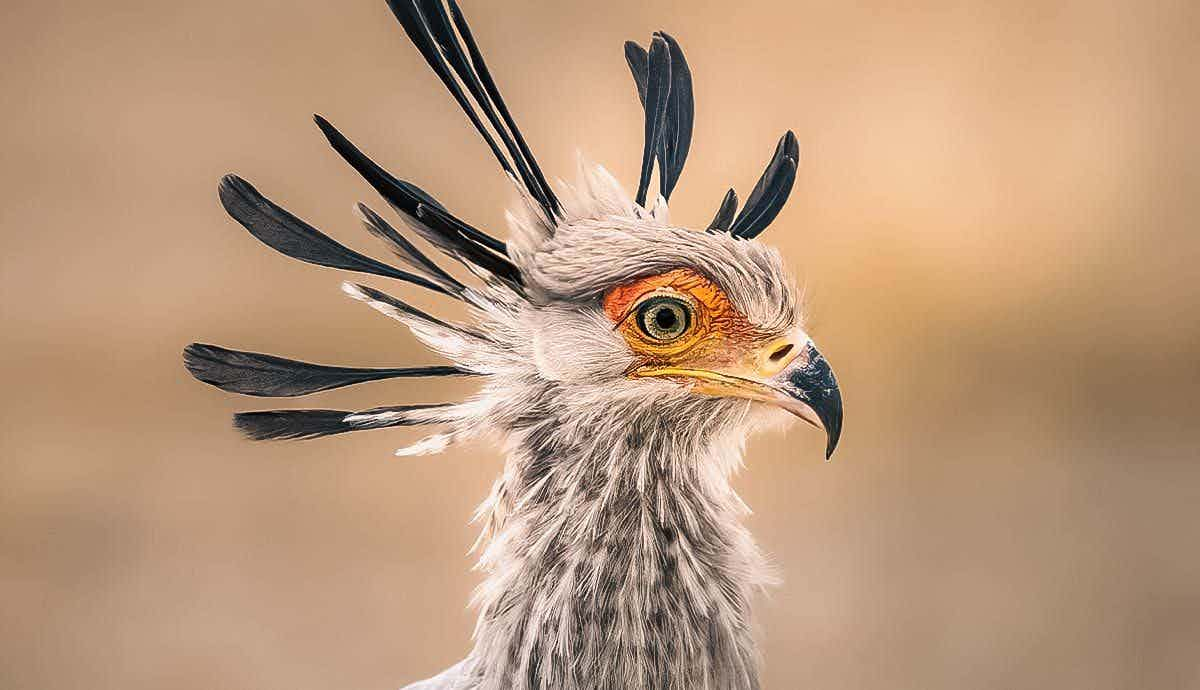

{"left": 454, "top": 387, "right": 772, "bottom": 690}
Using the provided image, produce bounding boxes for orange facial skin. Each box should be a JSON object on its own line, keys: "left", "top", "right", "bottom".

{"left": 603, "top": 268, "right": 779, "bottom": 376}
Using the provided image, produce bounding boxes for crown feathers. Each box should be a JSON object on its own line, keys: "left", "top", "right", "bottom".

{"left": 729, "top": 131, "right": 799, "bottom": 239}
{"left": 218, "top": 174, "right": 453, "bottom": 295}
{"left": 706, "top": 188, "right": 739, "bottom": 232}
{"left": 383, "top": 0, "right": 559, "bottom": 219}
{"left": 625, "top": 32, "right": 694, "bottom": 207}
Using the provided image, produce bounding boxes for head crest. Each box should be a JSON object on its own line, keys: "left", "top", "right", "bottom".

{"left": 623, "top": 32, "right": 798, "bottom": 237}
{"left": 188, "top": 0, "right": 805, "bottom": 445}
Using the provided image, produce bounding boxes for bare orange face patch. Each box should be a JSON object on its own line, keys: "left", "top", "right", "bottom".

{"left": 603, "top": 268, "right": 773, "bottom": 367}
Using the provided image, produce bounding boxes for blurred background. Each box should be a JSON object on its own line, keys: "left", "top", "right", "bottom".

{"left": 2, "top": 0, "right": 1198, "bottom": 688}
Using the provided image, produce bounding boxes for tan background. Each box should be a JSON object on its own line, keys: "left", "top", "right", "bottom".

{"left": 2, "top": 0, "right": 1198, "bottom": 688}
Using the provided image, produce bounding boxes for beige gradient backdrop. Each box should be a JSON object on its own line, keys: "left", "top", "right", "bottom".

{"left": 2, "top": 0, "right": 1198, "bottom": 688}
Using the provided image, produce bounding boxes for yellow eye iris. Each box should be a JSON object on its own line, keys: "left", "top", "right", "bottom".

{"left": 636, "top": 295, "right": 693, "bottom": 341}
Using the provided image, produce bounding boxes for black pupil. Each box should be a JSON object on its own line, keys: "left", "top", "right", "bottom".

{"left": 638, "top": 297, "right": 688, "bottom": 340}
{"left": 654, "top": 307, "right": 677, "bottom": 330}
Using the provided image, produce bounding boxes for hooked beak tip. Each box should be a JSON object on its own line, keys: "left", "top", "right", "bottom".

{"left": 824, "top": 409, "right": 842, "bottom": 460}
{"left": 820, "top": 387, "right": 844, "bottom": 460}
{"left": 779, "top": 342, "right": 843, "bottom": 461}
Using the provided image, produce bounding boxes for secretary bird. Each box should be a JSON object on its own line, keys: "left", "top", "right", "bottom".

{"left": 184, "top": 1, "right": 843, "bottom": 688}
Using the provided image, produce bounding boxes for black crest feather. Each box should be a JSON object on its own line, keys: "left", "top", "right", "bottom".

{"left": 656, "top": 33, "right": 694, "bottom": 200}
{"left": 446, "top": 0, "right": 559, "bottom": 215}
{"left": 233, "top": 403, "right": 450, "bottom": 441}
{"left": 633, "top": 36, "right": 671, "bottom": 207}
{"left": 217, "top": 174, "right": 450, "bottom": 295}
{"left": 233, "top": 409, "right": 359, "bottom": 441}
{"left": 624, "top": 41, "right": 649, "bottom": 106}
{"left": 626, "top": 32, "right": 694, "bottom": 205}
{"left": 412, "top": 203, "right": 524, "bottom": 290}
{"left": 312, "top": 115, "right": 449, "bottom": 218}
{"left": 312, "top": 115, "right": 522, "bottom": 291}
{"left": 707, "top": 188, "right": 739, "bottom": 232}
{"left": 383, "top": 0, "right": 559, "bottom": 219}
{"left": 184, "top": 343, "right": 470, "bottom": 398}
{"left": 355, "top": 203, "right": 467, "bottom": 295}
{"left": 730, "top": 131, "right": 799, "bottom": 239}
{"left": 313, "top": 114, "right": 506, "bottom": 255}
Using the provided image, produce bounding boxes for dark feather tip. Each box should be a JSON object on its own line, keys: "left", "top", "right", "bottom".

{"left": 381, "top": 0, "right": 559, "bottom": 219}
{"left": 635, "top": 35, "right": 672, "bottom": 207}
{"left": 355, "top": 203, "right": 466, "bottom": 294}
{"left": 730, "top": 131, "right": 800, "bottom": 239}
{"left": 627, "top": 32, "right": 694, "bottom": 203}
{"left": 183, "top": 343, "right": 470, "bottom": 398}
{"left": 216, "top": 174, "right": 449, "bottom": 294}
{"left": 233, "top": 409, "right": 356, "bottom": 441}
{"left": 233, "top": 402, "right": 453, "bottom": 441}
{"left": 313, "top": 115, "right": 509, "bottom": 259}
{"left": 654, "top": 31, "right": 694, "bottom": 200}
{"left": 707, "top": 188, "right": 739, "bottom": 232}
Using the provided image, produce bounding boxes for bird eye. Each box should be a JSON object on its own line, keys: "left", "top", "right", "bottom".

{"left": 635, "top": 295, "right": 692, "bottom": 341}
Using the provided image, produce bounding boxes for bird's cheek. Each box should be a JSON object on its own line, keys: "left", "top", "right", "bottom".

{"left": 529, "top": 309, "right": 635, "bottom": 382}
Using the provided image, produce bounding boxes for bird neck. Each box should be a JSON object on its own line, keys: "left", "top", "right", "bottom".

{"left": 465, "top": 401, "right": 770, "bottom": 690}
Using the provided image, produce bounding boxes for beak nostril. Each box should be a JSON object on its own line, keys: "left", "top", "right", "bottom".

{"left": 768, "top": 343, "right": 794, "bottom": 362}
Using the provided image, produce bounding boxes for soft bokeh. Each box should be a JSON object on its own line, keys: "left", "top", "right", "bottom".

{"left": 2, "top": 1, "right": 1197, "bottom": 688}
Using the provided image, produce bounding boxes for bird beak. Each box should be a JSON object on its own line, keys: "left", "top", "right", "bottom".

{"left": 767, "top": 341, "right": 843, "bottom": 459}
{"left": 635, "top": 334, "right": 843, "bottom": 459}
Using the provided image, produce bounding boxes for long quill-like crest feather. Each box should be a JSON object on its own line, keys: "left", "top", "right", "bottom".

{"left": 707, "top": 188, "right": 739, "bottom": 232}
{"left": 233, "top": 403, "right": 453, "bottom": 441}
{"left": 217, "top": 174, "right": 451, "bottom": 295}
{"left": 384, "top": 0, "right": 560, "bottom": 219}
{"left": 634, "top": 36, "right": 671, "bottom": 207}
{"left": 729, "top": 131, "right": 799, "bottom": 239}
{"left": 355, "top": 203, "right": 467, "bottom": 295}
{"left": 312, "top": 114, "right": 510, "bottom": 256}
{"left": 626, "top": 32, "right": 694, "bottom": 203}
{"left": 184, "top": 343, "right": 471, "bottom": 398}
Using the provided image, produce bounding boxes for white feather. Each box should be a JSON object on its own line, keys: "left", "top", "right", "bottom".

{"left": 394, "top": 433, "right": 454, "bottom": 457}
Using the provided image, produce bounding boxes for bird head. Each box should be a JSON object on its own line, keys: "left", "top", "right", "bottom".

{"left": 506, "top": 201, "right": 841, "bottom": 458}
{"left": 184, "top": 1, "right": 842, "bottom": 460}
